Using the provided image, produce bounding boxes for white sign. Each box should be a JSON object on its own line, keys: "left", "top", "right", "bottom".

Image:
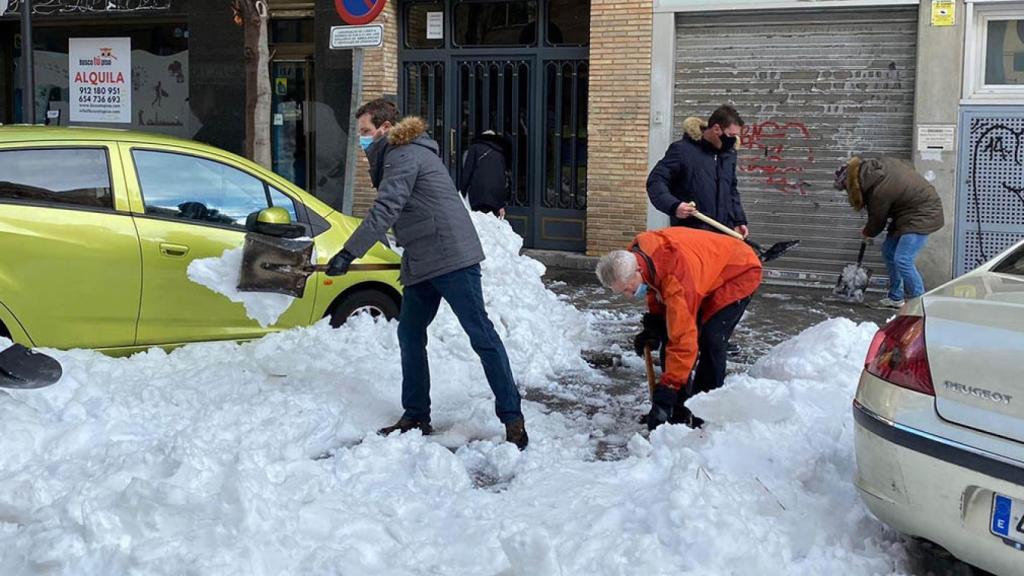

{"left": 427, "top": 12, "right": 443, "bottom": 40}
{"left": 917, "top": 125, "right": 956, "bottom": 151}
{"left": 329, "top": 25, "right": 384, "bottom": 49}
{"left": 69, "top": 37, "right": 132, "bottom": 124}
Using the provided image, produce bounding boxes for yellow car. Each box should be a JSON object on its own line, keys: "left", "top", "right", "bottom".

{"left": 0, "top": 126, "right": 402, "bottom": 355}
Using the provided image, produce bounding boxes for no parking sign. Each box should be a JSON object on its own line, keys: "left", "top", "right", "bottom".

{"left": 334, "top": 0, "right": 387, "bottom": 25}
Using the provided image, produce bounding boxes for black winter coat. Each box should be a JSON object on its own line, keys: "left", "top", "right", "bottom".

{"left": 460, "top": 134, "right": 510, "bottom": 213}
{"left": 646, "top": 117, "right": 748, "bottom": 230}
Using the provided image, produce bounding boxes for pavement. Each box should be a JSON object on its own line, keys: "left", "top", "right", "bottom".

{"left": 539, "top": 267, "right": 990, "bottom": 576}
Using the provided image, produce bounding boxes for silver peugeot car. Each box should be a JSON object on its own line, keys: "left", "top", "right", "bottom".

{"left": 853, "top": 239, "right": 1024, "bottom": 576}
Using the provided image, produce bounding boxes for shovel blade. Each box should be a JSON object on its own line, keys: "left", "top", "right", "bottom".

{"left": 833, "top": 263, "right": 873, "bottom": 303}
{"left": 237, "top": 233, "right": 316, "bottom": 298}
{"left": 758, "top": 239, "right": 800, "bottom": 263}
{"left": 0, "top": 344, "right": 63, "bottom": 389}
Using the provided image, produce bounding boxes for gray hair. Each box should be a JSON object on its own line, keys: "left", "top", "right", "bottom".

{"left": 595, "top": 250, "right": 638, "bottom": 288}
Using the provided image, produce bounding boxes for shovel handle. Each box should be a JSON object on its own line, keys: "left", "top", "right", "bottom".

{"left": 308, "top": 263, "right": 401, "bottom": 273}
{"left": 643, "top": 344, "right": 656, "bottom": 401}
{"left": 691, "top": 209, "right": 745, "bottom": 241}
{"left": 856, "top": 241, "right": 868, "bottom": 265}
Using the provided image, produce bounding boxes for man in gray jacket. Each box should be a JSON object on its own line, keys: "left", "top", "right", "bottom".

{"left": 326, "top": 98, "right": 528, "bottom": 450}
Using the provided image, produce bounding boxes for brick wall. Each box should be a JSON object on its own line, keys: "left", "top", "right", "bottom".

{"left": 585, "top": 0, "right": 653, "bottom": 255}
{"left": 351, "top": 2, "right": 400, "bottom": 217}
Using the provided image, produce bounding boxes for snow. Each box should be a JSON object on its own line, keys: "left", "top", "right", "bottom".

{"left": 833, "top": 264, "right": 870, "bottom": 303}
{"left": 0, "top": 214, "right": 911, "bottom": 575}
{"left": 186, "top": 247, "right": 296, "bottom": 328}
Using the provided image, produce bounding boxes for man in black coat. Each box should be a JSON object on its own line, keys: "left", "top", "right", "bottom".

{"left": 460, "top": 130, "right": 510, "bottom": 218}
{"left": 647, "top": 104, "right": 749, "bottom": 238}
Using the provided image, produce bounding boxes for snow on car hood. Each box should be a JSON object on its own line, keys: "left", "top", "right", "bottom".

{"left": 0, "top": 216, "right": 907, "bottom": 574}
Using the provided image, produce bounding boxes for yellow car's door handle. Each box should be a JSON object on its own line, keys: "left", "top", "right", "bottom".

{"left": 159, "top": 243, "right": 190, "bottom": 257}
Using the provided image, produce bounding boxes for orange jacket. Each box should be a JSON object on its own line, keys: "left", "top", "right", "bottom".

{"left": 631, "top": 227, "right": 763, "bottom": 390}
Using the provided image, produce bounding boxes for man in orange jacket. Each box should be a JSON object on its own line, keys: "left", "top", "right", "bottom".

{"left": 596, "top": 227, "right": 762, "bottom": 429}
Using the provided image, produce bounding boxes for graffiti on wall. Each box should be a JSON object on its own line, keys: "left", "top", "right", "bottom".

{"left": 964, "top": 117, "right": 1024, "bottom": 266}
{"left": 739, "top": 120, "right": 814, "bottom": 196}
{"left": 6, "top": 0, "right": 171, "bottom": 14}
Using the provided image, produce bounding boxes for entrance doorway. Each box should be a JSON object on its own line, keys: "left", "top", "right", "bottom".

{"left": 399, "top": 0, "right": 590, "bottom": 251}
{"left": 270, "top": 60, "right": 314, "bottom": 191}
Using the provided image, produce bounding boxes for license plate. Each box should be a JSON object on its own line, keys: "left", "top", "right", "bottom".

{"left": 990, "top": 494, "right": 1024, "bottom": 545}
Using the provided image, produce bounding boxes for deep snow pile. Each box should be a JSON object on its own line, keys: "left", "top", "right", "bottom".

{"left": 0, "top": 215, "right": 910, "bottom": 574}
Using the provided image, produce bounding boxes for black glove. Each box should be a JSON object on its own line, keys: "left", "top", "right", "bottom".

{"left": 633, "top": 313, "right": 667, "bottom": 357}
{"left": 647, "top": 384, "right": 678, "bottom": 431}
{"left": 325, "top": 249, "right": 356, "bottom": 277}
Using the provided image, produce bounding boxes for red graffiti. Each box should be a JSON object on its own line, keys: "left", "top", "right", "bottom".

{"left": 739, "top": 121, "right": 814, "bottom": 195}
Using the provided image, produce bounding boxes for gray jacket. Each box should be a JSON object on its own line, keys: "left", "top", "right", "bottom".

{"left": 343, "top": 116, "right": 485, "bottom": 286}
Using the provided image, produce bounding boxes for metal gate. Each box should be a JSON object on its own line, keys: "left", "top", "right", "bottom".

{"left": 674, "top": 8, "right": 918, "bottom": 282}
{"left": 956, "top": 107, "right": 1024, "bottom": 276}
{"left": 398, "top": 0, "right": 589, "bottom": 251}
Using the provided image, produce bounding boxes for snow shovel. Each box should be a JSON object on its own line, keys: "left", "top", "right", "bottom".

{"left": 0, "top": 344, "right": 63, "bottom": 389}
{"left": 832, "top": 241, "right": 872, "bottom": 303}
{"left": 689, "top": 207, "right": 800, "bottom": 263}
{"left": 237, "top": 233, "right": 401, "bottom": 298}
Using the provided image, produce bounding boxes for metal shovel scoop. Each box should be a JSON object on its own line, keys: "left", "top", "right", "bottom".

{"left": 237, "top": 233, "right": 400, "bottom": 298}
{"left": 0, "top": 344, "right": 63, "bottom": 389}
{"left": 833, "top": 241, "right": 872, "bottom": 303}
{"left": 690, "top": 209, "right": 800, "bottom": 263}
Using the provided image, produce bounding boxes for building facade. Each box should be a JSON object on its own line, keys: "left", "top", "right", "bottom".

{"left": 3, "top": 0, "right": 1022, "bottom": 285}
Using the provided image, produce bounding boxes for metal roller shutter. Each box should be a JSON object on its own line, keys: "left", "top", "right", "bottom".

{"left": 673, "top": 8, "right": 918, "bottom": 283}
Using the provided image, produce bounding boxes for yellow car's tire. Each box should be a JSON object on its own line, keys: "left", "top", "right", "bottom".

{"left": 329, "top": 289, "right": 400, "bottom": 327}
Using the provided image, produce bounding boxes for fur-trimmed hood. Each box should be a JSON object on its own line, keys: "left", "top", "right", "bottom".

{"left": 844, "top": 156, "right": 865, "bottom": 211}
{"left": 683, "top": 116, "right": 707, "bottom": 141}
{"left": 388, "top": 116, "right": 429, "bottom": 147}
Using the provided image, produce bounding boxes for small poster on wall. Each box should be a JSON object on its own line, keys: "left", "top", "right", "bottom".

{"left": 69, "top": 37, "right": 132, "bottom": 123}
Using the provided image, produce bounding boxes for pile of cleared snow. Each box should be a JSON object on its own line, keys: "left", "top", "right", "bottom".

{"left": 186, "top": 246, "right": 294, "bottom": 328}
{"left": 0, "top": 293, "right": 909, "bottom": 576}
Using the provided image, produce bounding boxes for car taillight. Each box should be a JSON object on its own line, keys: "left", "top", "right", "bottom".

{"left": 865, "top": 315, "right": 935, "bottom": 396}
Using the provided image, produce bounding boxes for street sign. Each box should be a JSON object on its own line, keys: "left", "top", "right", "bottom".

{"left": 334, "top": 0, "right": 386, "bottom": 25}
{"left": 329, "top": 25, "right": 384, "bottom": 49}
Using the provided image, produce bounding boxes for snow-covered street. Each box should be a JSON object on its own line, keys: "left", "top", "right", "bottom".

{"left": 0, "top": 216, "right": 965, "bottom": 575}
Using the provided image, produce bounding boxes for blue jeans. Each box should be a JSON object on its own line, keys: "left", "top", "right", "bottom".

{"left": 881, "top": 233, "right": 928, "bottom": 300}
{"left": 396, "top": 264, "right": 523, "bottom": 425}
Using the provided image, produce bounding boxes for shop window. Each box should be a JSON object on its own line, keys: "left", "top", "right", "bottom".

{"left": 547, "top": 0, "right": 590, "bottom": 46}
{"left": 453, "top": 1, "right": 538, "bottom": 47}
{"left": 965, "top": 3, "right": 1024, "bottom": 101}
{"left": 0, "top": 148, "right": 113, "bottom": 210}
{"left": 12, "top": 24, "right": 191, "bottom": 137}
{"left": 405, "top": 2, "right": 445, "bottom": 49}
{"left": 133, "top": 150, "right": 272, "bottom": 229}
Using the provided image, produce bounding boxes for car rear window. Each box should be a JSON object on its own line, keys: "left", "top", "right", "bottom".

{"left": 0, "top": 148, "right": 113, "bottom": 209}
{"left": 992, "top": 244, "right": 1024, "bottom": 277}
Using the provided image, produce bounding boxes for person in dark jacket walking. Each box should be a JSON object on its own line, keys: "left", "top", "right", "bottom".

{"left": 834, "top": 156, "right": 944, "bottom": 308}
{"left": 647, "top": 105, "right": 749, "bottom": 238}
{"left": 460, "top": 130, "right": 510, "bottom": 218}
{"left": 325, "top": 99, "right": 529, "bottom": 450}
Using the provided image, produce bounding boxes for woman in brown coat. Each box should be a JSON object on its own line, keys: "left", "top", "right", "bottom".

{"left": 834, "top": 157, "right": 944, "bottom": 308}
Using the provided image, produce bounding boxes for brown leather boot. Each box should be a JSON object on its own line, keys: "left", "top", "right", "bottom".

{"left": 377, "top": 417, "right": 433, "bottom": 437}
{"left": 505, "top": 418, "right": 529, "bottom": 451}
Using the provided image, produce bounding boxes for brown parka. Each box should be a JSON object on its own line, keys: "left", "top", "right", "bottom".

{"left": 843, "top": 156, "right": 944, "bottom": 238}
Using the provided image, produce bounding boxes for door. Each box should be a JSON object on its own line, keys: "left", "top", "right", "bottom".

{"left": 0, "top": 145, "right": 141, "bottom": 349}
{"left": 955, "top": 108, "right": 1024, "bottom": 276}
{"left": 271, "top": 60, "right": 314, "bottom": 191}
{"left": 123, "top": 145, "right": 316, "bottom": 345}
{"left": 675, "top": 8, "right": 918, "bottom": 282}
{"left": 450, "top": 56, "right": 537, "bottom": 243}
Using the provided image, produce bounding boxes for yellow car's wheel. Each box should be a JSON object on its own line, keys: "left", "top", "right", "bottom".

{"left": 329, "top": 289, "right": 400, "bottom": 327}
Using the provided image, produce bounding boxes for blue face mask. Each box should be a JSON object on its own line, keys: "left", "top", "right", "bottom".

{"left": 359, "top": 135, "right": 375, "bottom": 151}
{"left": 633, "top": 283, "right": 648, "bottom": 299}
